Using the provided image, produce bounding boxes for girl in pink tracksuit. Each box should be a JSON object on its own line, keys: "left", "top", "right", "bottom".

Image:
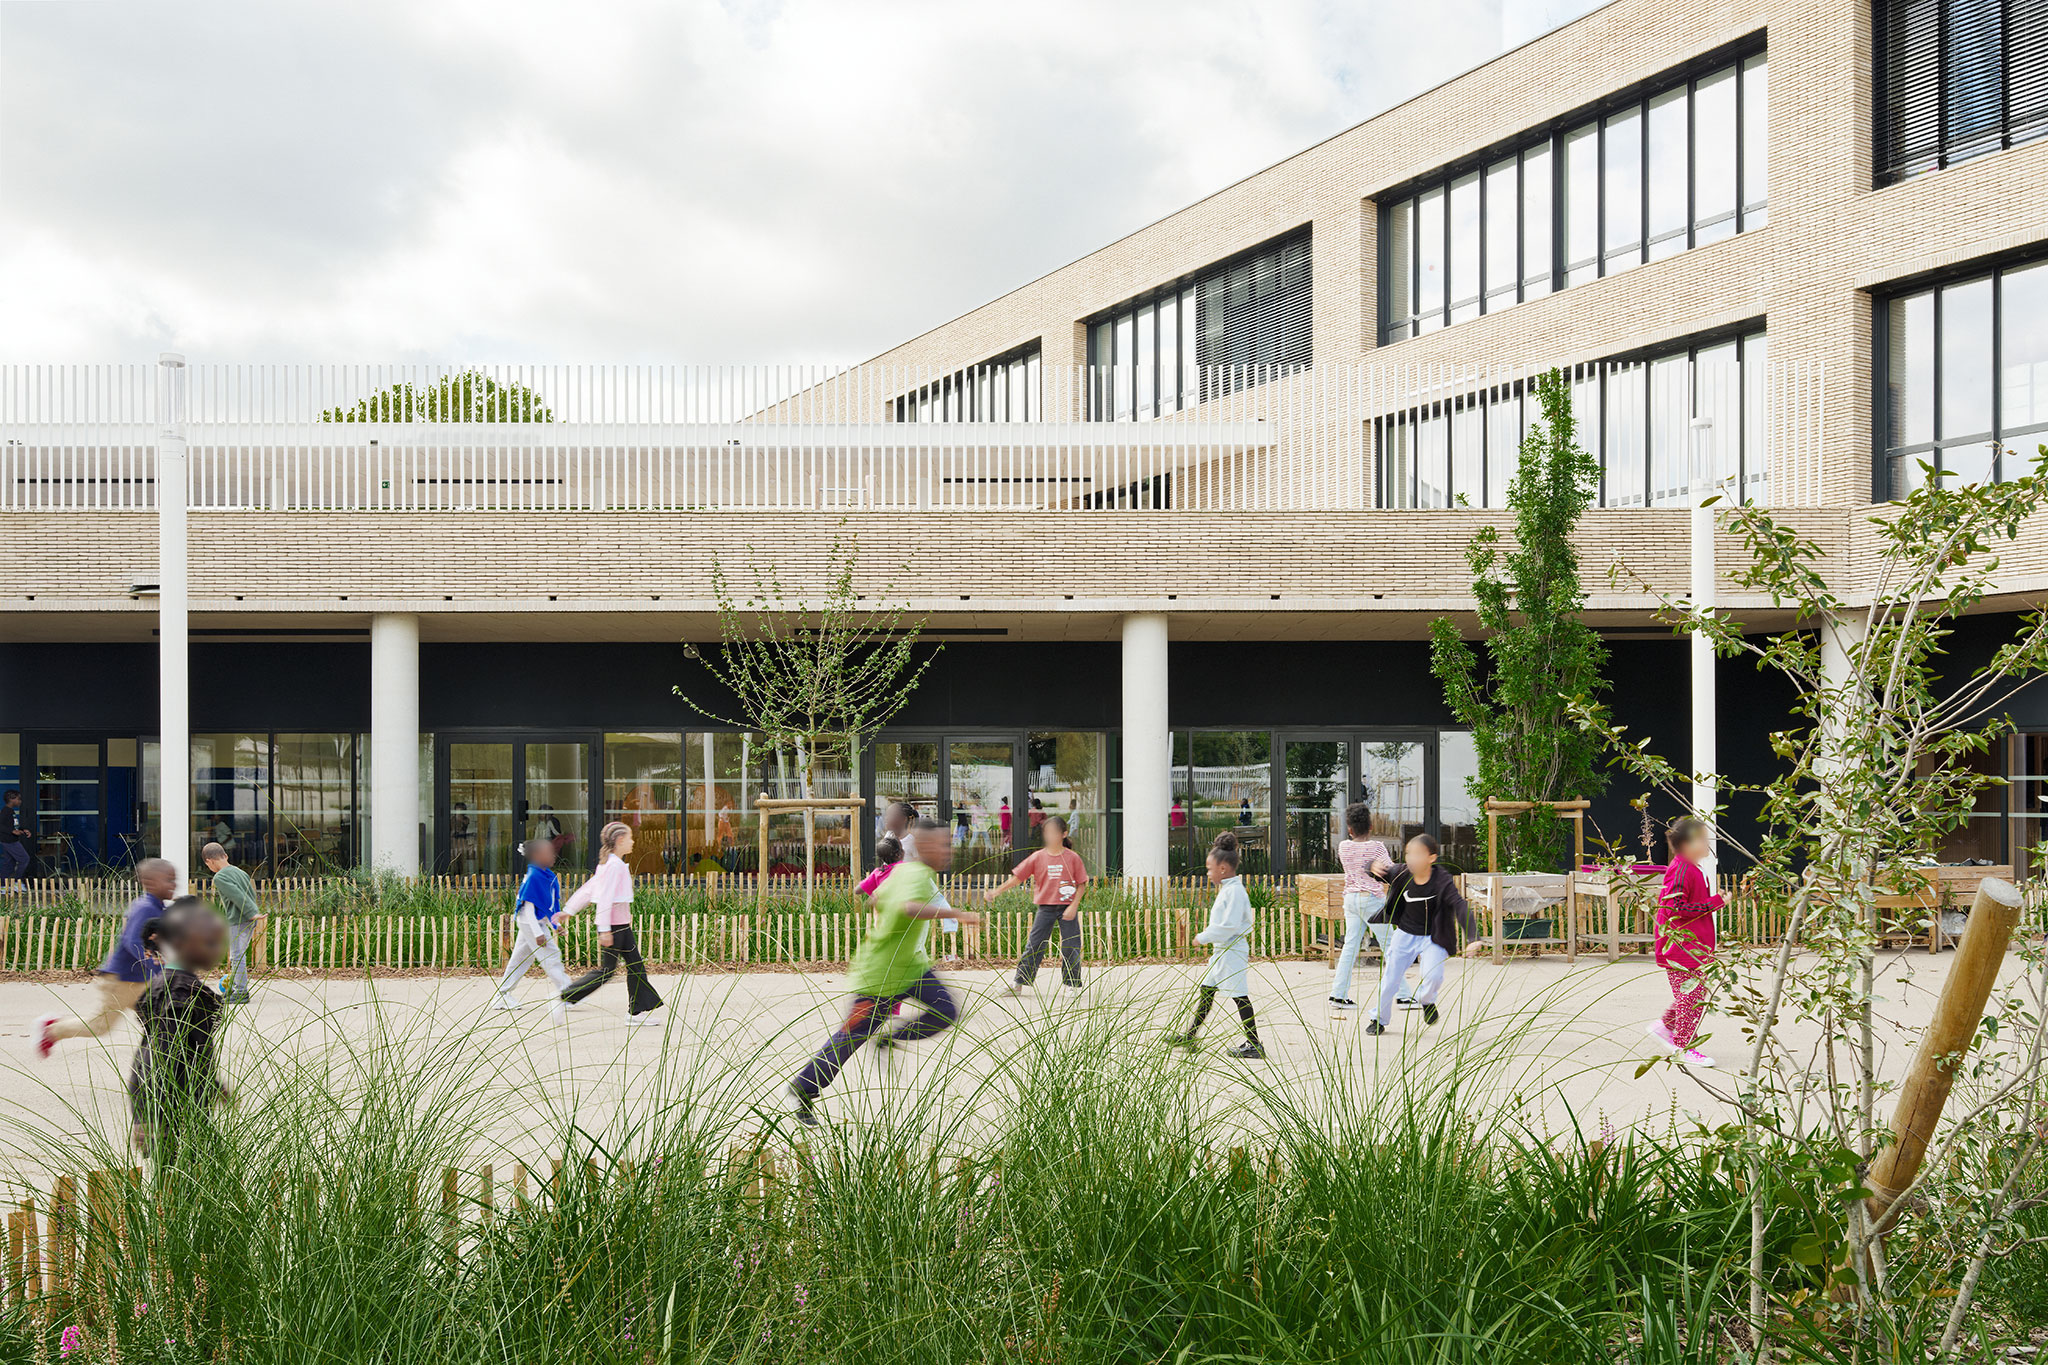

{"left": 1650, "top": 817, "right": 1721, "bottom": 1067}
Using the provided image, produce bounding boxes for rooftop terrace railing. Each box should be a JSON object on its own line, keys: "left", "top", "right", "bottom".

{"left": 0, "top": 359, "right": 1825, "bottom": 512}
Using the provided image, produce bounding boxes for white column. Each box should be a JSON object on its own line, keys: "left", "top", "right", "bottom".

{"left": 1689, "top": 417, "right": 1718, "bottom": 877}
{"left": 157, "top": 353, "right": 191, "bottom": 890}
{"left": 370, "top": 613, "right": 421, "bottom": 875}
{"left": 1120, "top": 612, "right": 1171, "bottom": 879}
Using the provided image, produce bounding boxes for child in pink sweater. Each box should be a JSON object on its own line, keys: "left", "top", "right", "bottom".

{"left": 1650, "top": 817, "right": 1721, "bottom": 1067}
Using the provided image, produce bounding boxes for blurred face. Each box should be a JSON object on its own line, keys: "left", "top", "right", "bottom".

{"left": 1041, "top": 820, "right": 1064, "bottom": 850}
{"left": 528, "top": 840, "right": 557, "bottom": 869}
{"left": 613, "top": 829, "right": 635, "bottom": 858}
{"left": 1404, "top": 838, "right": 1437, "bottom": 880}
{"left": 1676, "top": 830, "right": 1709, "bottom": 863}
{"left": 884, "top": 805, "right": 911, "bottom": 838}
{"left": 914, "top": 825, "right": 954, "bottom": 871}
{"left": 139, "top": 865, "right": 178, "bottom": 899}
{"left": 178, "top": 914, "right": 228, "bottom": 972}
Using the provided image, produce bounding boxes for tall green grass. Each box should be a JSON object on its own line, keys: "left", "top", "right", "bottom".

{"left": 0, "top": 984, "right": 2038, "bottom": 1364}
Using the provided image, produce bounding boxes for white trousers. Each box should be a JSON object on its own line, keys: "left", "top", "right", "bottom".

{"left": 1376, "top": 929, "right": 1448, "bottom": 1026}
{"left": 497, "top": 906, "right": 572, "bottom": 997}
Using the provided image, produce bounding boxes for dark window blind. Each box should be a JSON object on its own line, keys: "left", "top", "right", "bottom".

{"left": 1877, "top": 0, "right": 2048, "bottom": 183}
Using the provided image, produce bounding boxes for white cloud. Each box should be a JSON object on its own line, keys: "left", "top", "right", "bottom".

{"left": 0, "top": 0, "right": 1505, "bottom": 363}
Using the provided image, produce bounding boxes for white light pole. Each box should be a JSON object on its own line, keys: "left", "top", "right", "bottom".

{"left": 157, "top": 353, "right": 191, "bottom": 890}
{"left": 1689, "top": 415, "right": 1718, "bottom": 877}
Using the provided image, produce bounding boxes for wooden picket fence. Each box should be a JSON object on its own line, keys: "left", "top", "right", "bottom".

{"left": 0, "top": 871, "right": 1791, "bottom": 975}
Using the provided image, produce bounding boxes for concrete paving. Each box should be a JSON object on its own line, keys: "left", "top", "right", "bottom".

{"left": 0, "top": 948, "right": 2013, "bottom": 1186}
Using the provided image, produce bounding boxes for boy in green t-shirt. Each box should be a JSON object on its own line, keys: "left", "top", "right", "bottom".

{"left": 787, "top": 819, "right": 981, "bottom": 1127}
{"left": 202, "top": 841, "right": 262, "bottom": 1003}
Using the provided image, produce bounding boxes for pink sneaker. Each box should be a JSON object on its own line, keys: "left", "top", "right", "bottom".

{"left": 1680, "top": 1048, "right": 1715, "bottom": 1067}
{"left": 32, "top": 1015, "right": 58, "bottom": 1059}
{"left": 1645, "top": 1021, "right": 1678, "bottom": 1051}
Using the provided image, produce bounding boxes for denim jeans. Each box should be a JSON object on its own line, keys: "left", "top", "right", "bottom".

{"left": 1329, "top": 892, "right": 1386, "bottom": 1001}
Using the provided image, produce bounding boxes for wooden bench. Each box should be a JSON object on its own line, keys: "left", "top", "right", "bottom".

{"left": 1872, "top": 865, "right": 2014, "bottom": 953}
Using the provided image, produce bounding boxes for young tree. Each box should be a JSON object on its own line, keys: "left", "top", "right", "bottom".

{"left": 1429, "top": 369, "right": 1609, "bottom": 870}
{"left": 319, "top": 370, "right": 555, "bottom": 423}
{"left": 1571, "top": 443, "right": 2048, "bottom": 1344}
{"left": 677, "top": 526, "right": 938, "bottom": 902}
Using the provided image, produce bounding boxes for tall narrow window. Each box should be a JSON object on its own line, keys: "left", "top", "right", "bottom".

{"left": 1646, "top": 88, "right": 1689, "bottom": 261}
{"left": 894, "top": 341, "right": 1043, "bottom": 423}
{"left": 1416, "top": 188, "right": 1446, "bottom": 333}
{"left": 1742, "top": 54, "right": 1769, "bottom": 225}
{"left": 1521, "top": 143, "right": 1553, "bottom": 300}
{"left": 1484, "top": 157, "right": 1519, "bottom": 313}
{"left": 1603, "top": 107, "right": 1643, "bottom": 274}
{"left": 1448, "top": 173, "right": 1481, "bottom": 323}
{"left": 1605, "top": 362, "right": 1648, "bottom": 507}
{"left": 1564, "top": 123, "right": 1601, "bottom": 287}
{"left": 1384, "top": 199, "right": 1415, "bottom": 341}
{"left": 1135, "top": 301, "right": 1157, "bottom": 420}
{"left": 1694, "top": 67, "right": 1739, "bottom": 243}
{"left": 1157, "top": 292, "right": 1180, "bottom": 414}
{"left": 2002, "top": 261, "right": 2048, "bottom": 434}
{"left": 1451, "top": 402, "right": 1484, "bottom": 505}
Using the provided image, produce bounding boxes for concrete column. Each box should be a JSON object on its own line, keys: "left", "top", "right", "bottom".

{"left": 370, "top": 613, "right": 421, "bottom": 875}
{"left": 1120, "top": 613, "right": 1171, "bottom": 880}
{"left": 157, "top": 353, "right": 191, "bottom": 890}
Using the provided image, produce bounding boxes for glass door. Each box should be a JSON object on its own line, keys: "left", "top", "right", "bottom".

{"left": 447, "top": 741, "right": 516, "bottom": 875}
{"left": 440, "top": 735, "right": 595, "bottom": 876}
{"left": 30, "top": 738, "right": 103, "bottom": 873}
{"left": 946, "top": 738, "right": 1016, "bottom": 876}
{"left": 1358, "top": 737, "right": 1429, "bottom": 853}
{"left": 1283, "top": 738, "right": 1351, "bottom": 874}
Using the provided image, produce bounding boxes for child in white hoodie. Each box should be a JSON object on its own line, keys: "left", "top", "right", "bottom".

{"left": 1166, "top": 832, "right": 1263, "bottom": 1059}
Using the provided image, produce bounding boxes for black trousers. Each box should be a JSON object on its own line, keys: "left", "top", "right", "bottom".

{"left": 793, "top": 970, "right": 958, "bottom": 1098}
{"left": 1014, "top": 905, "right": 1082, "bottom": 987}
{"left": 560, "top": 924, "right": 663, "bottom": 1014}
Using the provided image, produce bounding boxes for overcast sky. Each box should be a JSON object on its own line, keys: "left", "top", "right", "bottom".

{"left": 1, "top": 0, "right": 1594, "bottom": 365}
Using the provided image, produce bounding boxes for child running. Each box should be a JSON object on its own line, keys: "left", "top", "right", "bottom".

{"left": 1330, "top": 802, "right": 1394, "bottom": 1011}
{"left": 492, "top": 839, "right": 575, "bottom": 1024}
{"left": 202, "top": 841, "right": 262, "bottom": 1003}
{"left": 36, "top": 857, "right": 177, "bottom": 1057}
{"left": 129, "top": 897, "right": 231, "bottom": 1168}
{"left": 994, "top": 815, "right": 1091, "bottom": 997}
{"left": 558, "top": 822, "right": 664, "bottom": 1025}
{"left": 1167, "top": 832, "right": 1263, "bottom": 1059}
{"left": 786, "top": 818, "right": 982, "bottom": 1127}
{"left": 1366, "top": 834, "right": 1484, "bottom": 1036}
{"left": 1650, "top": 817, "right": 1721, "bottom": 1068}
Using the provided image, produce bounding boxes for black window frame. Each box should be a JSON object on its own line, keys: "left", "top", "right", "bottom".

{"left": 1871, "top": 244, "right": 2048, "bottom": 499}
{"left": 891, "top": 340, "right": 1043, "bottom": 423}
{"left": 1085, "top": 226, "right": 1313, "bottom": 420}
{"left": 1375, "top": 322, "right": 1770, "bottom": 510}
{"left": 1375, "top": 34, "right": 1767, "bottom": 345}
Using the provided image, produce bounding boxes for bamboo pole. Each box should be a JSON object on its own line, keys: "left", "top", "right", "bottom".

{"left": 1866, "top": 878, "right": 2025, "bottom": 1219}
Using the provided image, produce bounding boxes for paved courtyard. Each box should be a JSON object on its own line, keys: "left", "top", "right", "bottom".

{"left": 0, "top": 949, "right": 2014, "bottom": 1185}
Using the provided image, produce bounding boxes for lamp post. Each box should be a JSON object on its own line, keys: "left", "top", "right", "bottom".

{"left": 1689, "top": 415, "right": 1717, "bottom": 878}
{"left": 157, "top": 353, "right": 191, "bottom": 889}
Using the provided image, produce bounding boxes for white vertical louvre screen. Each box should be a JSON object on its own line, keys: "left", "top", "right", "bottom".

{"left": 0, "top": 361, "right": 1825, "bottom": 512}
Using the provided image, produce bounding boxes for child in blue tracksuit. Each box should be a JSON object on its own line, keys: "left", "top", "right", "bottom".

{"left": 492, "top": 839, "right": 575, "bottom": 1021}
{"left": 1167, "top": 832, "right": 1263, "bottom": 1059}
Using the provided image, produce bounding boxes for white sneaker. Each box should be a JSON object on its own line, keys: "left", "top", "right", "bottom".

{"left": 625, "top": 1012, "right": 663, "bottom": 1027}
{"left": 491, "top": 993, "right": 523, "bottom": 1012}
{"left": 1005, "top": 980, "right": 1028, "bottom": 996}
{"left": 1680, "top": 1048, "right": 1715, "bottom": 1067}
{"left": 549, "top": 998, "right": 568, "bottom": 1026}
{"left": 1062, "top": 984, "right": 1085, "bottom": 999}
{"left": 1646, "top": 1022, "right": 1678, "bottom": 1050}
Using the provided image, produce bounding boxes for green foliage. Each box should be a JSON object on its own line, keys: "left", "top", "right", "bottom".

{"left": 678, "top": 525, "right": 936, "bottom": 801}
{"left": 10, "top": 995, "right": 2013, "bottom": 1364}
{"left": 1569, "top": 438, "right": 2048, "bottom": 1340}
{"left": 318, "top": 369, "right": 555, "bottom": 423}
{"left": 1430, "top": 369, "right": 1609, "bottom": 870}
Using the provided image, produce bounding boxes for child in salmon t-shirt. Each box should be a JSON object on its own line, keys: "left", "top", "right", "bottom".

{"left": 1650, "top": 817, "right": 1722, "bottom": 1068}
{"left": 991, "top": 816, "right": 1091, "bottom": 997}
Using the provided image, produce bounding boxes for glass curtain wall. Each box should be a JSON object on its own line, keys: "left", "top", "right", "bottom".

{"left": 1026, "top": 732, "right": 1108, "bottom": 870}
{"left": 272, "top": 734, "right": 357, "bottom": 874}
{"left": 1381, "top": 47, "right": 1767, "bottom": 341}
{"left": 1876, "top": 0, "right": 2048, "bottom": 184}
{"left": 192, "top": 733, "right": 268, "bottom": 873}
{"left": 892, "top": 342, "right": 1043, "bottom": 422}
{"left": 605, "top": 733, "right": 684, "bottom": 875}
